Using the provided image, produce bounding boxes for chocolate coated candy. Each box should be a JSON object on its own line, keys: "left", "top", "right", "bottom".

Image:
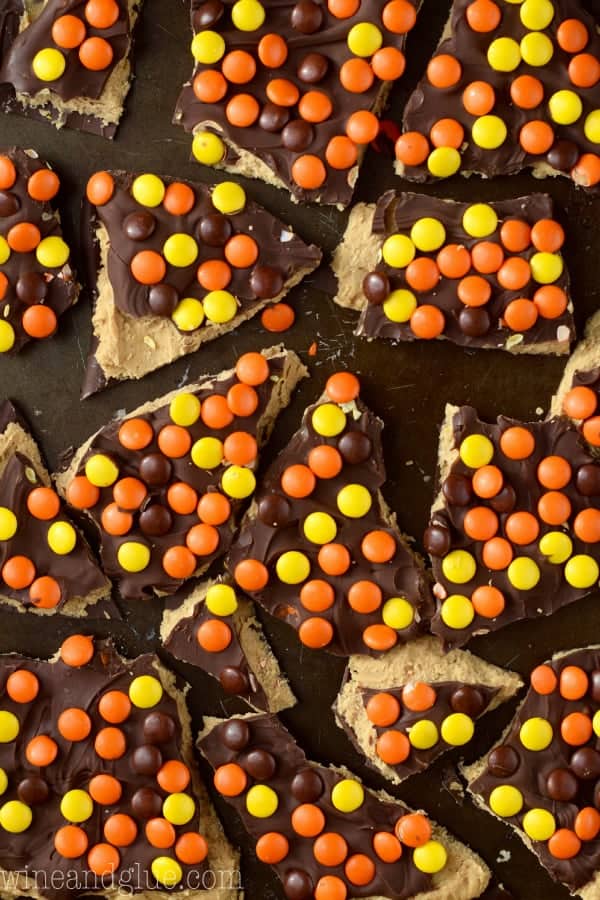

{"left": 219, "top": 666, "right": 250, "bottom": 695}
{"left": 442, "top": 473, "right": 472, "bottom": 507}
{"left": 423, "top": 523, "right": 451, "bottom": 557}
{"left": 250, "top": 265, "right": 284, "bottom": 299}
{"left": 243, "top": 749, "right": 276, "bottom": 780}
{"left": 16, "top": 272, "right": 47, "bottom": 304}
{"left": 193, "top": 0, "right": 224, "bottom": 28}
{"left": 489, "top": 484, "right": 516, "bottom": 515}
{"left": 546, "top": 768, "right": 579, "bottom": 802}
{"left": 450, "top": 685, "right": 485, "bottom": 718}
{"left": 131, "top": 786, "right": 163, "bottom": 819}
{"left": 363, "top": 271, "right": 390, "bottom": 305}
{"left": 221, "top": 719, "right": 250, "bottom": 751}
{"left": 258, "top": 493, "right": 291, "bottom": 527}
{"left": 577, "top": 464, "right": 600, "bottom": 497}
{"left": 282, "top": 120, "right": 314, "bottom": 152}
{"left": 570, "top": 747, "right": 600, "bottom": 780}
{"left": 123, "top": 211, "right": 156, "bottom": 241}
{"left": 291, "top": 768, "right": 323, "bottom": 803}
{"left": 18, "top": 776, "right": 49, "bottom": 805}
{"left": 199, "top": 213, "right": 232, "bottom": 247}
{"left": 259, "top": 103, "right": 290, "bottom": 133}
{"left": 546, "top": 141, "right": 580, "bottom": 173}
{"left": 143, "top": 711, "right": 176, "bottom": 744}
{"left": 148, "top": 284, "right": 179, "bottom": 317}
{"left": 290, "top": 0, "right": 322, "bottom": 33}
{"left": 139, "top": 453, "right": 172, "bottom": 486}
{"left": 337, "top": 430, "right": 371, "bottom": 464}
{"left": 487, "top": 745, "right": 519, "bottom": 778}
{"left": 297, "top": 52, "right": 328, "bottom": 83}
{"left": 132, "top": 744, "right": 163, "bottom": 775}
{"left": 139, "top": 503, "right": 173, "bottom": 536}
{"left": 0, "top": 191, "right": 19, "bottom": 217}
{"left": 284, "top": 869, "right": 313, "bottom": 900}
{"left": 459, "top": 307, "right": 490, "bottom": 337}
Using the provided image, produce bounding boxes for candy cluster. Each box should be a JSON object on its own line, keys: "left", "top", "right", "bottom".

{"left": 397, "top": 0, "right": 600, "bottom": 187}
{"left": 562, "top": 373, "right": 600, "bottom": 447}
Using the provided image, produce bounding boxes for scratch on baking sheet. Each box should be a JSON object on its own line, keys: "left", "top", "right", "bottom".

{"left": 177, "top": 364, "right": 191, "bottom": 388}
{"left": 155, "top": 23, "right": 178, "bottom": 39}
{"left": 73, "top": 328, "right": 86, "bottom": 369}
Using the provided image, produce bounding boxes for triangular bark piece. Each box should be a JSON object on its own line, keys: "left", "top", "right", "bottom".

{"left": 0, "top": 400, "right": 109, "bottom": 616}
{"left": 161, "top": 576, "right": 296, "bottom": 713}
{"left": 227, "top": 372, "right": 433, "bottom": 657}
{"left": 395, "top": 0, "right": 600, "bottom": 188}
{"left": 81, "top": 169, "right": 321, "bottom": 396}
{"left": 427, "top": 402, "right": 600, "bottom": 647}
{"left": 333, "top": 191, "right": 574, "bottom": 354}
{"left": 199, "top": 711, "right": 491, "bottom": 900}
{"left": 0, "top": 146, "right": 79, "bottom": 354}
{"left": 335, "top": 635, "right": 522, "bottom": 785}
{"left": 56, "top": 346, "right": 306, "bottom": 601}
{"left": 0, "top": 0, "right": 141, "bottom": 138}
{"left": 0, "top": 635, "right": 240, "bottom": 899}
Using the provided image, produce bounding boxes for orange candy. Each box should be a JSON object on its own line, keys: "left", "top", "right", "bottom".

{"left": 257, "top": 34, "right": 288, "bottom": 68}
{"left": 376, "top": 730, "right": 410, "bottom": 765}
{"left": 471, "top": 241, "right": 504, "bottom": 275}
{"left": 510, "top": 75, "right": 544, "bottom": 110}
{"left": 234, "top": 559, "right": 269, "bottom": 591}
{"left": 563, "top": 385, "right": 597, "bottom": 419}
{"left": 437, "top": 244, "right": 471, "bottom": 279}
{"left": 87, "top": 843, "right": 120, "bottom": 876}
{"left": 472, "top": 465, "right": 503, "bottom": 498}
{"left": 158, "top": 424, "right": 192, "bottom": 458}
{"left": 371, "top": 47, "right": 406, "bottom": 81}
{"left": 500, "top": 219, "right": 531, "bottom": 253}
{"left": 55, "top": 824, "right": 89, "bottom": 859}
{"left": 197, "top": 492, "right": 231, "bottom": 525}
{"left": 575, "top": 808, "right": 600, "bottom": 842}
{"left": 52, "top": 14, "right": 86, "bottom": 49}
{"left": 85, "top": 0, "right": 119, "bottom": 28}
{"left": 340, "top": 58, "right": 374, "bottom": 94}
{"left": 328, "top": 0, "right": 359, "bottom": 17}
{"left": 505, "top": 292, "right": 537, "bottom": 329}
{"left": 531, "top": 219, "right": 564, "bottom": 253}
{"left": 427, "top": 55, "right": 461, "bottom": 88}
{"left": 79, "top": 36, "right": 114, "bottom": 71}
{"left": 346, "top": 110, "right": 379, "bottom": 144}
{"left": 402, "top": 682, "right": 436, "bottom": 711}
{"left": 314, "top": 873, "right": 347, "bottom": 898}
{"left": 130, "top": 250, "right": 166, "bottom": 285}
{"left": 261, "top": 303, "right": 295, "bottom": 332}
{"left": 58, "top": 707, "right": 92, "bottom": 742}
{"left": 465, "top": 0, "right": 500, "bottom": 32}
{"left": 61, "top": 634, "right": 94, "bottom": 667}
{"left": 3, "top": 555, "right": 35, "bottom": 589}
{"left": 26, "top": 734, "right": 58, "bottom": 766}
{"left": 0, "top": 156, "right": 16, "bottom": 190}
{"left": 537, "top": 456, "right": 571, "bottom": 490}
{"left": 548, "top": 829, "right": 581, "bottom": 860}
{"left": 462, "top": 81, "right": 495, "bottom": 116}
{"left": 363, "top": 624, "right": 397, "bottom": 651}
{"left": 226, "top": 93, "right": 260, "bottom": 127}
{"left": 266, "top": 79, "right": 299, "bottom": 107}
{"left": 471, "top": 585, "right": 505, "bottom": 618}
{"left": 66, "top": 476, "right": 100, "bottom": 510}
{"left": 457, "top": 275, "right": 491, "bottom": 307}
{"left": 406, "top": 257, "right": 440, "bottom": 292}
{"left": 197, "top": 618, "right": 232, "bottom": 652}
{"left": 256, "top": 832, "right": 289, "bottom": 864}
{"left": 113, "top": 476, "right": 147, "bottom": 510}
{"left": 193, "top": 69, "right": 228, "bottom": 103}
{"left": 6, "top": 669, "right": 39, "bottom": 703}
{"left": 395, "top": 813, "right": 431, "bottom": 848}
{"left": 200, "top": 394, "right": 233, "bottom": 429}
{"left": 299, "top": 91, "right": 333, "bottom": 123}
{"left": 227, "top": 382, "right": 258, "bottom": 416}
{"left": 482, "top": 536, "right": 513, "bottom": 570}
{"left": 86, "top": 171, "right": 114, "bottom": 205}
{"left": 222, "top": 50, "right": 256, "bottom": 85}
{"left": 223, "top": 431, "right": 257, "bottom": 465}
{"left": 118, "top": 417, "right": 153, "bottom": 450}
{"left": 163, "top": 182, "right": 195, "bottom": 216}
{"left": 533, "top": 285, "right": 568, "bottom": 319}
{"left": 537, "top": 490, "right": 571, "bottom": 526}
{"left": 214, "top": 763, "right": 248, "bottom": 797}
{"left": 326, "top": 371, "right": 360, "bottom": 402}
{"left": 497, "top": 257, "right": 531, "bottom": 291}
{"left": 463, "top": 506, "right": 498, "bottom": 541}
{"left": 361, "top": 530, "right": 396, "bottom": 563}
{"left": 291, "top": 803, "right": 325, "bottom": 837}
{"left": 318, "top": 543, "right": 350, "bottom": 575}
{"left": 519, "top": 121, "right": 554, "bottom": 155}
{"left": 104, "top": 814, "right": 137, "bottom": 848}
{"left": 366, "top": 692, "right": 401, "bottom": 727}
{"left": 410, "top": 305, "right": 444, "bottom": 339}
{"left": 429, "top": 118, "right": 464, "bottom": 150}
{"left": 348, "top": 580, "right": 382, "bottom": 614}
{"left": 345, "top": 853, "right": 376, "bottom": 886}
{"left": 505, "top": 511, "right": 539, "bottom": 546}
{"left": 314, "top": 832, "right": 348, "bottom": 866}
{"left": 557, "top": 19, "right": 589, "bottom": 53}
{"left": 197, "top": 258, "right": 231, "bottom": 290}
{"left": 561, "top": 711, "right": 592, "bottom": 746}
{"left": 98, "top": 690, "right": 131, "bottom": 724}
{"left": 175, "top": 832, "right": 208, "bottom": 864}
{"left": 163, "top": 546, "right": 197, "bottom": 579}
{"left": 0, "top": 273, "right": 7, "bottom": 301}
{"left": 89, "top": 773, "right": 122, "bottom": 805}
{"left": 225, "top": 233, "right": 258, "bottom": 267}
{"left": 395, "top": 132, "right": 429, "bottom": 167}
{"left": 569, "top": 54, "right": 600, "bottom": 89}
{"left": 8, "top": 222, "right": 41, "bottom": 252}
{"left": 28, "top": 168, "right": 60, "bottom": 201}
{"left": 146, "top": 818, "right": 176, "bottom": 850}
{"left": 299, "top": 617, "right": 334, "bottom": 649}
{"left": 281, "top": 464, "right": 316, "bottom": 498}
{"left": 167, "top": 482, "right": 198, "bottom": 516}
{"left": 95, "top": 726, "right": 126, "bottom": 760}
{"left": 27, "top": 486, "right": 60, "bottom": 520}
{"left": 373, "top": 831, "right": 402, "bottom": 863}
{"left": 560, "top": 665, "right": 589, "bottom": 700}
{"left": 101, "top": 503, "right": 133, "bottom": 536}
{"left": 291, "top": 155, "right": 327, "bottom": 190}
{"left": 382, "top": 0, "right": 416, "bottom": 33}
{"left": 500, "top": 426, "right": 535, "bottom": 460}
{"left": 308, "top": 445, "right": 343, "bottom": 479}
{"left": 300, "top": 579, "right": 335, "bottom": 612}
{"left": 574, "top": 508, "right": 600, "bottom": 543}
{"left": 22, "top": 305, "right": 58, "bottom": 339}
{"left": 583, "top": 416, "right": 600, "bottom": 446}
{"left": 186, "top": 523, "right": 220, "bottom": 556}
{"left": 236, "top": 352, "right": 269, "bottom": 385}
{"left": 530, "top": 664, "right": 557, "bottom": 695}
{"left": 157, "top": 760, "right": 190, "bottom": 793}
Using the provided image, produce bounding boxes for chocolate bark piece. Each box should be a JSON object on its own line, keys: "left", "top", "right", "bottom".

{"left": 465, "top": 646, "right": 600, "bottom": 897}
{"left": 81, "top": 169, "right": 321, "bottom": 397}
{"left": 333, "top": 191, "right": 574, "bottom": 355}
{"left": 0, "top": 400, "right": 109, "bottom": 616}
{"left": 0, "top": 635, "right": 240, "bottom": 899}
{"left": 428, "top": 403, "right": 600, "bottom": 648}
{"left": 0, "top": 0, "right": 142, "bottom": 139}
{"left": 199, "top": 712, "right": 491, "bottom": 900}
{"left": 173, "top": 0, "right": 421, "bottom": 208}
{"left": 227, "top": 372, "right": 433, "bottom": 657}
{"left": 395, "top": 0, "right": 600, "bottom": 188}
{"left": 0, "top": 1, "right": 21, "bottom": 67}
{"left": 0, "top": 147, "right": 79, "bottom": 354}
{"left": 335, "top": 635, "right": 522, "bottom": 785}
{"left": 161, "top": 577, "right": 296, "bottom": 712}
{"left": 56, "top": 346, "right": 306, "bottom": 601}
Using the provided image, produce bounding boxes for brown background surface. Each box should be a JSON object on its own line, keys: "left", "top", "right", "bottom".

{"left": 3, "top": 1, "right": 600, "bottom": 897}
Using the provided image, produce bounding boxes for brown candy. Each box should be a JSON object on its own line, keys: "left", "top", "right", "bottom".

{"left": 148, "top": 284, "right": 179, "bottom": 318}
{"left": 17, "top": 776, "right": 49, "bottom": 805}
{"left": 282, "top": 120, "right": 314, "bottom": 152}
{"left": 570, "top": 747, "right": 600, "bottom": 780}
{"left": 442, "top": 473, "right": 472, "bottom": 507}
{"left": 16, "top": 272, "right": 47, "bottom": 304}
{"left": 0, "top": 191, "right": 19, "bottom": 217}
{"left": 283, "top": 869, "right": 313, "bottom": 900}
{"left": 193, "top": 0, "right": 224, "bottom": 28}
{"left": 250, "top": 265, "right": 284, "bottom": 300}
{"left": 487, "top": 745, "right": 520, "bottom": 778}
{"left": 259, "top": 103, "right": 290, "bottom": 133}
{"left": 423, "top": 523, "right": 451, "bottom": 557}
{"left": 290, "top": 768, "right": 323, "bottom": 803}
{"left": 577, "top": 464, "right": 600, "bottom": 497}
{"left": 131, "top": 786, "right": 163, "bottom": 819}
{"left": 243, "top": 749, "right": 276, "bottom": 780}
{"left": 450, "top": 685, "right": 485, "bottom": 718}
{"left": 290, "top": 0, "right": 322, "bottom": 32}
{"left": 139, "top": 453, "right": 172, "bottom": 486}
{"left": 257, "top": 493, "right": 291, "bottom": 527}
{"left": 131, "top": 744, "right": 163, "bottom": 775}
{"left": 337, "top": 430, "right": 371, "bottom": 464}
{"left": 459, "top": 307, "right": 490, "bottom": 338}
{"left": 363, "top": 271, "right": 390, "bottom": 306}
{"left": 139, "top": 503, "right": 173, "bottom": 536}
{"left": 198, "top": 213, "right": 232, "bottom": 247}
{"left": 219, "top": 666, "right": 250, "bottom": 695}
{"left": 297, "top": 52, "right": 328, "bottom": 83}
{"left": 546, "top": 140, "right": 580, "bottom": 173}
{"left": 221, "top": 719, "right": 250, "bottom": 751}
{"left": 123, "top": 211, "right": 156, "bottom": 241}
{"left": 143, "top": 711, "right": 176, "bottom": 744}
{"left": 546, "top": 767, "right": 579, "bottom": 802}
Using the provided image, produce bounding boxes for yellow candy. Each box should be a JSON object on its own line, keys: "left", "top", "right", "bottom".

{"left": 212, "top": 182, "right": 246, "bottom": 214}
{"left": 172, "top": 298, "right": 205, "bottom": 331}
{"left": 520, "top": 32, "right": 553, "bottom": 66}
{"left": 462, "top": 204, "right": 498, "bottom": 238}
{"left": 32, "top": 47, "right": 66, "bottom": 81}
{"left": 303, "top": 511, "right": 337, "bottom": 545}
{"left": 192, "top": 131, "right": 226, "bottom": 166}
{"left": 0, "top": 800, "right": 32, "bottom": 833}
{"left": 507, "top": 557, "right": 540, "bottom": 590}
{"left": 523, "top": 808, "right": 556, "bottom": 841}
{"left": 441, "top": 713, "right": 475, "bottom": 746}
{"left": 427, "top": 147, "right": 461, "bottom": 178}
{"left": 206, "top": 583, "right": 238, "bottom": 617}
{"left": 0, "top": 321, "right": 14, "bottom": 353}
{"left": 539, "top": 531, "right": 572, "bottom": 564}
{"left": 593, "top": 709, "right": 600, "bottom": 737}
{"left": 489, "top": 785, "right": 523, "bottom": 817}
{"left": 548, "top": 90, "right": 582, "bottom": 126}
{"left": 472, "top": 115, "right": 507, "bottom": 149}
{"left": 459, "top": 434, "right": 494, "bottom": 468}
{"left": 520, "top": 0, "right": 554, "bottom": 29}
{"left": 382, "top": 597, "right": 414, "bottom": 630}
{"left": 440, "top": 594, "right": 475, "bottom": 629}
{"left": 585, "top": 110, "right": 600, "bottom": 144}
{"left": 381, "top": 234, "right": 415, "bottom": 268}
{"left": 530, "top": 252, "right": 563, "bottom": 284}
{"left": 410, "top": 218, "right": 446, "bottom": 252}
{"left": 409, "top": 719, "right": 439, "bottom": 749}
{"left": 246, "top": 784, "right": 278, "bottom": 818}
{"left": 413, "top": 841, "right": 448, "bottom": 874}
{"left": 221, "top": 465, "right": 256, "bottom": 499}
{"left": 441, "top": 550, "right": 476, "bottom": 585}
{"left": 331, "top": 779, "right": 364, "bottom": 813}
{"left": 129, "top": 674, "right": 163, "bottom": 708}
{"left": 337, "top": 483, "right": 372, "bottom": 518}
{"left": 276, "top": 550, "right": 310, "bottom": 584}
{"left": 312, "top": 403, "right": 347, "bottom": 437}
{"left": 132, "top": 174, "right": 166, "bottom": 208}
{"left": 564, "top": 554, "right": 599, "bottom": 588}
{"left": 170, "top": 393, "right": 201, "bottom": 427}
{"left": 231, "top": 0, "right": 265, "bottom": 31}
{"left": 0, "top": 507, "right": 17, "bottom": 540}
{"left": 117, "top": 541, "right": 151, "bottom": 573}
{"left": 520, "top": 716, "right": 553, "bottom": 751}
{"left": 60, "top": 789, "right": 93, "bottom": 823}
{"left": 203, "top": 290, "right": 238, "bottom": 324}
{"left": 383, "top": 289, "right": 417, "bottom": 322}
{"left": 0, "top": 769, "right": 7, "bottom": 795}
{"left": 0, "top": 236, "right": 10, "bottom": 264}
{"left": 85, "top": 453, "right": 119, "bottom": 487}
{"left": 163, "top": 793, "right": 195, "bottom": 825}
{"left": 347, "top": 22, "right": 382, "bottom": 57}
{"left": 151, "top": 857, "right": 183, "bottom": 887}
{"left": 191, "top": 30, "right": 225, "bottom": 64}
{"left": 36, "top": 236, "right": 70, "bottom": 268}
{"left": 163, "top": 234, "right": 199, "bottom": 268}
{"left": 192, "top": 437, "right": 224, "bottom": 469}
{"left": 487, "top": 37, "right": 521, "bottom": 72}
{"left": 0, "top": 711, "right": 19, "bottom": 743}
{"left": 47, "top": 521, "right": 76, "bottom": 555}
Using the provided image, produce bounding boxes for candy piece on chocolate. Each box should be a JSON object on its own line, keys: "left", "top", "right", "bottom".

{"left": 0, "top": 0, "right": 142, "bottom": 139}
{"left": 0, "top": 400, "right": 109, "bottom": 616}
{"left": 333, "top": 190, "right": 575, "bottom": 354}
{"left": 161, "top": 577, "right": 296, "bottom": 713}
{"left": 226, "top": 371, "right": 433, "bottom": 657}
{"left": 0, "top": 634, "right": 240, "bottom": 899}
{"left": 173, "top": 0, "right": 422, "bottom": 208}
{"left": 551, "top": 311, "right": 600, "bottom": 455}
{"left": 428, "top": 402, "right": 600, "bottom": 647}
{"left": 335, "top": 635, "right": 522, "bottom": 785}
{"left": 56, "top": 346, "right": 306, "bottom": 601}
{"left": 465, "top": 646, "right": 600, "bottom": 895}
{"left": 199, "top": 711, "right": 491, "bottom": 900}
{"left": 394, "top": 0, "right": 600, "bottom": 189}
{"left": 81, "top": 170, "right": 321, "bottom": 396}
{"left": 0, "top": 147, "right": 79, "bottom": 354}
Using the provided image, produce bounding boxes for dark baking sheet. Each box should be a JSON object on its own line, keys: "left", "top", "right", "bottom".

{"left": 2, "top": 1, "right": 600, "bottom": 897}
